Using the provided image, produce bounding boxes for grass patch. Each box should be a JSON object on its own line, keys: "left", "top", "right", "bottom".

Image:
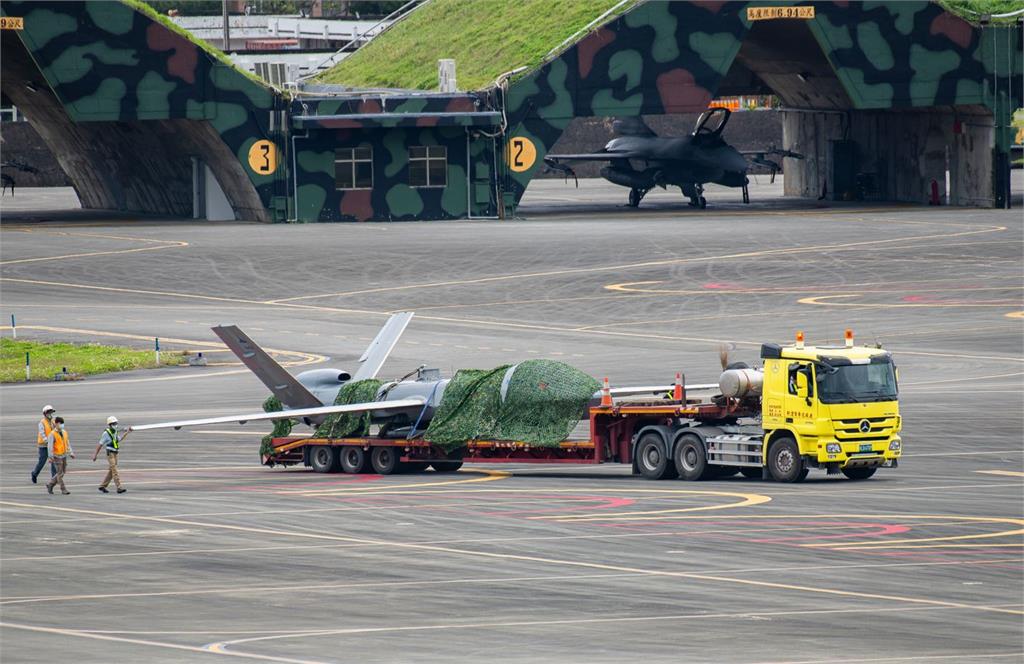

{"left": 121, "top": 0, "right": 274, "bottom": 89}
{"left": 316, "top": 0, "right": 636, "bottom": 90}
{"left": 1, "top": 339, "right": 186, "bottom": 383}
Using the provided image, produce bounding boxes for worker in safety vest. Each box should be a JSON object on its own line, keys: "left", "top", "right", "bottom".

{"left": 46, "top": 417, "right": 74, "bottom": 495}
{"left": 31, "top": 405, "right": 57, "bottom": 484}
{"left": 93, "top": 416, "right": 127, "bottom": 494}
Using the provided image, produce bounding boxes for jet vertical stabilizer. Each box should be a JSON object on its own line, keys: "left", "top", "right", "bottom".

{"left": 212, "top": 325, "right": 322, "bottom": 409}
{"left": 353, "top": 312, "right": 414, "bottom": 381}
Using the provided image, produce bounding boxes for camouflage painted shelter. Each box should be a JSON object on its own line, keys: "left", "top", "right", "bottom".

{"left": 1, "top": 0, "right": 1020, "bottom": 221}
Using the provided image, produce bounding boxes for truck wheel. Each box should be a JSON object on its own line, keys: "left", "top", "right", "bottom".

{"left": 673, "top": 434, "right": 708, "bottom": 481}
{"left": 740, "top": 467, "right": 763, "bottom": 479}
{"left": 370, "top": 446, "right": 400, "bottom": 475}
{"left": 310, "top": 446, "right": 339, "bottom": 473}
{"left": 339, "top": 446, "right": 369, "bottom": 474}
{"left": 431, "top": 461, "right": 464, "bottom": 473}
{"left": 768, "top": 437, "right": 806, "bottom": 483}
{"left": 842, "top": 467, "right": 877, "bottom": 480}
{"left": 636, "top": 433, "right": 678, "bottom": 480}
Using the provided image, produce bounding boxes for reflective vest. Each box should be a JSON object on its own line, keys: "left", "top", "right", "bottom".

{"left": 105, "top": 428, "right": 119, "bottom": 452}
{"left": 52, "top": 430, "right": 68, "bottom": 456}
{"left": 37, "top": 418, "right": 53, "bottom": 446}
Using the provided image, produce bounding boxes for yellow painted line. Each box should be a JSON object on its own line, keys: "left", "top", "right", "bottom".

{"left": 0, "top": 621, "right": 321, "bottom": 664}
{"left": 975, "top": 470, "right": 1024, "bottom": 478}
{"left": 1006, "top": 311, "right": 1024, "bottom": 319}
{"left": 527, "top": 490, "right": 771, "bottom": 520}
{"left": 267, "top": 221, "right": 1007, "bottom": 303}
{"left": 284, "top": 469, "right": 512, "bottom": 496}
{"left": 604, "top": 281, "right": 1022, "bottom": 297}
{"left": 798, "top": 293, "right": 1021, "bottom": 308}
{"left": 2, "top": 500, "right": 1018, "bottom": 618}
{"left": 0, "top": 229, "right": 188, "bottom": 266}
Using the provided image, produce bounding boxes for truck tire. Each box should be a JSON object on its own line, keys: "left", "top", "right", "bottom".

{"left": 431, "top": 461, "right": 464, "bottom": 473}
{"left": 339, "top": 446, "right": 369, "bottom": 474}
{"left": 842, "top": 467, "right": 877, "bottom": 480}
{"left": 768, "top": 437, "right": 806, "bottom": 483}
{"left": 673, "top": 434, "right": 709, "bottom": 481}
{"left": 310, "top": 446, "right": 339, "bottom": 473}
{"left": 740, "top": 467, "right": 763, "bottom": 479}
{"left": 636, "top": 433, "right": 678, "bottom": 480}
{"left": 370, "top": 446, "right": 400, "bottom": 475}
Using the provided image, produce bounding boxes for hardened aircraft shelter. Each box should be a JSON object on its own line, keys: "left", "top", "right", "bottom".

{"left": 1, "top": 0, "right": 1020, "bottom": 221}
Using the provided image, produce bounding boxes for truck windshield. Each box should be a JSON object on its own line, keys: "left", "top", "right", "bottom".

{"left": 817, "top": 362, "right": 898, "bottom": 404}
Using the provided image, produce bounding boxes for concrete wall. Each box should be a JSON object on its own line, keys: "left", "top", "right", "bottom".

{"left": 782, "top": 108, "right": 994, "bottom": 206}
{"left": 0, "top": 122, "right": 70, "bottom": 187}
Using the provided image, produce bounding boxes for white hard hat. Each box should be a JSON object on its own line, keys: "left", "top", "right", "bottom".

{"left": 42, "top": 405, "right": 55, "bottom": 414}
{"left": 106, "top": 416, "right": 119, "bottom": 425}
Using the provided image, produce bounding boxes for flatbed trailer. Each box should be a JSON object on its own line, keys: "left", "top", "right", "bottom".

{"left": 265, "top": 394, "right": 763, "bottom": 478}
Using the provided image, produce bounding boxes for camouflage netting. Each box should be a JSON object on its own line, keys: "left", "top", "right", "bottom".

{"left": 260, "top": 395, "right": 292, "bottom": 457}
{"left": 314, "top": 379, "right": 385, "bottom": 438}
{"left": 424, "top": 360, "right": 599, "bottom": 452}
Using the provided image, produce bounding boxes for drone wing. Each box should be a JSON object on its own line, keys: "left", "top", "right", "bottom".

{"left": 128, "top": 398, "right": 425, "bottom": 432}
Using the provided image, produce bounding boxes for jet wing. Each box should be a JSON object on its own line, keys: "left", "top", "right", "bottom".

{"left": 544, "top": 151, "right": 643, "bottom": 162}
{"left": 353, "top": 311, "right": 414, "bottom": 381}
{"left": 128, "top": 398, "right": 425, "bottom": 432}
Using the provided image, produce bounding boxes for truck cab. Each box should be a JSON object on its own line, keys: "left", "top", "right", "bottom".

{"left": 759, "top": 333, "right": 902, "bottom": 482}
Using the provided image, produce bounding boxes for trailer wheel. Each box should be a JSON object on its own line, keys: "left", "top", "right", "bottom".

{"left": 740, "top": 467, "right": 763, "bottom": 479}
{"left": 339, "top": 446, "right": 370, "bottom": 474}
{"left": 636, "top": 433, "right": 678, "bottom": 480}
{"left": 310, "top": 446, "right": 339, "bottom": 473}
{"left": 842, "top": 467, "right": 877, "bottom": 480}
{"left": 370, "top": 446, "right": 400, "bottom": 475}
{"left": 673, "top": 434, "right": 708, "bottom": 481}
{"left": 768, "top": 437, "right": 806, "bottom": 483}
{"left": 431, "top": 461, "right": 464, "bottom": 473}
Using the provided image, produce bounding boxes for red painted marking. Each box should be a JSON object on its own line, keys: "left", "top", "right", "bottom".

{"left": 703, "top": 282, "right": 743, "bottom": 290}
{"left": 930, "top": 12, "right": 973, "bottom": 49}
{"left": 748, "top": 522, "right": 910, "bottom": 544}
{"left": 481, "top": 494, "right": 635, "bottom": 517}
{"left": 146, "top": 23, "right": 197, "bottom": 84}
{"left": 340, "top": 189, "right": 374, "bottom": 222}
{"left": 577, "top": 27, "right": 616, "bottom": 79}
{"left": 656, "top": 69, "right": 711, "bottom": 114}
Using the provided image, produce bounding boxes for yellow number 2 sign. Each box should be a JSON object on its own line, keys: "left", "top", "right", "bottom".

{"left": 507, "top": 136, "right": 537, "bottom": 173}
{"left": 248, "top": 140, "right": 279, "bottom": 175}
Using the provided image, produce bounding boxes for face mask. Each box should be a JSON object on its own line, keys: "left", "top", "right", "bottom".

{"left": 57, "top": 425, "right": 64, "bottom": 431}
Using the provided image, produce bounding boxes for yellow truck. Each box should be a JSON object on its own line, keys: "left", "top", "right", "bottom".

{"left": 632, "top": 329, "right": 902, "bottom": 482}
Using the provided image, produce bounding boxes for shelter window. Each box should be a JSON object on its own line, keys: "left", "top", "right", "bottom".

{"left": 335, "top": 147, "right": 373, "bottom": 190}
{"left": 409, "top": 146, "right": 447, "bottom": 188}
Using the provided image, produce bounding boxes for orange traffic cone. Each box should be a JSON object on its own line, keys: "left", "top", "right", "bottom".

{"left": 600, "top": 377, "right": 612, "bottom": 406}
{"left": 673, "top": 373, "right": 682, "bottom": 401}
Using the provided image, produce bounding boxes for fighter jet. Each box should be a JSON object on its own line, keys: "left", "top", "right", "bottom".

{"left": 543, "top": 107, "right": 802, "bottom": 209}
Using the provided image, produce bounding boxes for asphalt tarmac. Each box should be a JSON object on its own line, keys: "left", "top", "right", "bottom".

{"left": 1, "top": 181, "right": 1022, "bottom": 663}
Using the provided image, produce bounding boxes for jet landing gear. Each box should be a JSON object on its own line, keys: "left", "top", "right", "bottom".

{"left": 628, "top": 187, "right": 649, "bottom": 208}
{"left": 742, "top": 183, "right": 750, "bottom": 204}
{"left": 685, "top": 184, "right": 707, "bottom": 209}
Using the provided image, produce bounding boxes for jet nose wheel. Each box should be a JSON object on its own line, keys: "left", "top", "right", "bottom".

{"left": 698, "top": 196, "right": 707, "bottom": 209}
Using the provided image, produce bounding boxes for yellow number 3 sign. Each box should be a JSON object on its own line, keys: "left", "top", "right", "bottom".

{"left": 248, "top": 140, "right": 279, "bottom": 175}
{"left": 507, "top": 136, "right": 537, "bottom": 173}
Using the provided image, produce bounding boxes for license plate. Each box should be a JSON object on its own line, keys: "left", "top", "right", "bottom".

{"left": 859, "top": 443, "right": 873, "bottom": 453}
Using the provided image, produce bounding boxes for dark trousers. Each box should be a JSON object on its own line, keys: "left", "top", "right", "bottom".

{"left": 32, "top": 446, "right": 55, "bottom": 479}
